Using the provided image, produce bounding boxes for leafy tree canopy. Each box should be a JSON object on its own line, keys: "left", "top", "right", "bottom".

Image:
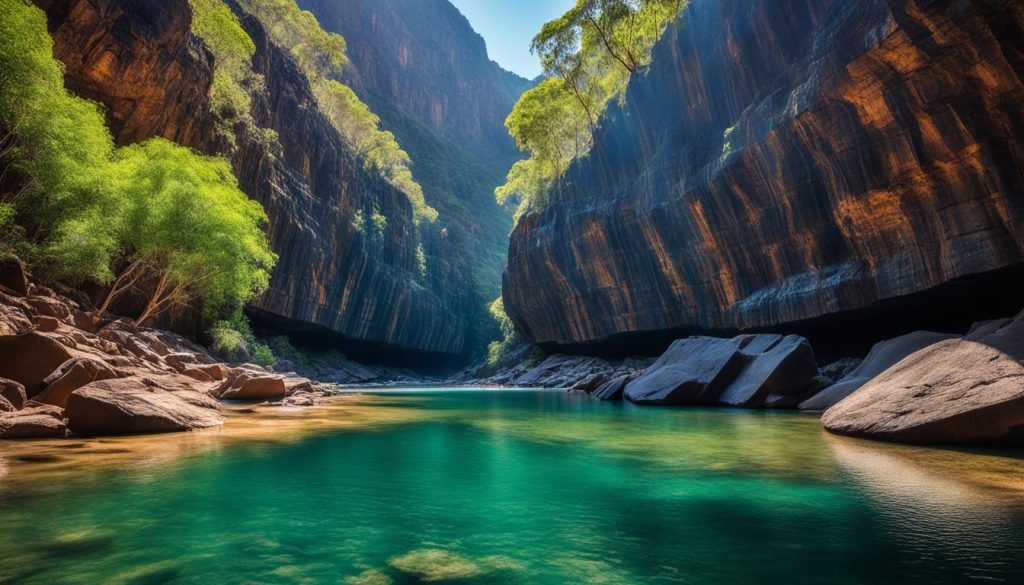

{"left": 496, "top": 0, "right": 687, "bottom": 220}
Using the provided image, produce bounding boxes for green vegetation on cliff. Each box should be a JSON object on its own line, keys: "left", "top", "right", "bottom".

{"left": 497, "top": 0, "right": 686, "bottom": 219}
{"left": 0, "top": 0, "right": 274, "bottom": 325}
{"left": 234, "top": 0, "right": 437, "bottom": 224}
{"left": 188, "top": 0, "right": 277, "bottom": 151}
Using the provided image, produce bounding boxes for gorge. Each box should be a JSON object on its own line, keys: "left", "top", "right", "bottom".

{"left": 2, "top": 0, "right": 1024, "bottom": 582}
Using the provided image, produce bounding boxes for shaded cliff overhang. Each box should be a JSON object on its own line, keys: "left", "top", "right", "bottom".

{"left": 40, "top": 0, "right": 470, "bottom": 358}
{"left": 503, "top": 0, "right": 1024, "bottom": 350}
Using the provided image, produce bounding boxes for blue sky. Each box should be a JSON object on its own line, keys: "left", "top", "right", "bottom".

{"left": 449, "top": 0, "right": 575, "bottom": 78}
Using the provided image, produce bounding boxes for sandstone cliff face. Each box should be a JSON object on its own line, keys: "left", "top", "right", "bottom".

{"left": 43, "top": 0, "right": 469, "bottom": 359}
{"left": 504, "top": 0, "right": 1024, "bottom": 351}
{"left": 299, "top": 0, "right": 532, "bottom": 300}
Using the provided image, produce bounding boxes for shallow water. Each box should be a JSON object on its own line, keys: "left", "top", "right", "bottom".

{"left": 1, "top": 389, "right": 1023, "bottom": 584}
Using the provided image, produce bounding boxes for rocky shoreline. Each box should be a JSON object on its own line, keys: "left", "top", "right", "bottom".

{"left": 0, "top": 257, "right": 424, "bottom": 440}
{"left": 4, "top": 251, "right": 1023, "bottom": 449}
{"left": 465, "top": 315, "right": 1024, "bottom": 447}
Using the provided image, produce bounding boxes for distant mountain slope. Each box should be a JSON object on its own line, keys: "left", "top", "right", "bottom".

{"left": 299, "top": 0, "right": 532, "bottom": 300}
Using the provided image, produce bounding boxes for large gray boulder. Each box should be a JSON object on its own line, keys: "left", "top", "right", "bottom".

{"left": 624, "top": 334, "right": 817, "bottom": 407}
{"left": 799, "top": 331, "right": 958, "bottom": 411}
{"left": 822, "top": 313, "right": 1024, "bottom": 446}
{"left": 66, "top": 378, "right": 224, "bottom": 435}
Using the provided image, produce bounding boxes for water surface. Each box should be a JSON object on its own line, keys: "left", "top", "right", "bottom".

{"left": 1, "top": 389, "right": 1023, "bottom": 584}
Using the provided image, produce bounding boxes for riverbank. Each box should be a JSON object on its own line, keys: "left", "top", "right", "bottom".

{"left": 0, "top": 256, "right": 434, "bottom": 440}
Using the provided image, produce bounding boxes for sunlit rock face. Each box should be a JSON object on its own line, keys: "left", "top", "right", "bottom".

{"left": 299, "top": 0, "right": 532, "bottom": 301}
{"left": 504, "top": 0, "right": 1024, "bottom": 349}
{"left": 41, "top": 0, "right": 469, "bottom": 358}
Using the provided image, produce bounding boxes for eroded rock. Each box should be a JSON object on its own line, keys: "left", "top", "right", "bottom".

{"left": 66, "top": 378, "right": 224, "bottom": 435}
{"left": 822, "top": 315, "right": 1024, "bottom": 446}
{"left": 36, "top": 357, "right": 121, "bottom": 408}
{"left": 800, "top": 331, "right": 958, "bottom": 411}
{"left": 0, "top": 332, "right": 74, "bottom": 395}
{"left": 624, "top": 334, "right": 817, "bottom": 407}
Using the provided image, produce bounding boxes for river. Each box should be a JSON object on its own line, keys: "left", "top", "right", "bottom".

{"left": 1, "top": 389, "right": 1023, "bottom": 584}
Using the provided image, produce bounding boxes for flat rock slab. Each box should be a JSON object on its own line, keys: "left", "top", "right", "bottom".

{"left": 624, "top": 334, "right": 817, "bottom": 407}
{"left": 66, "top": 378, "right": 224, "bottom": 436}
{"left": 822, "top": 315, "right": 1024, "bottom": 446}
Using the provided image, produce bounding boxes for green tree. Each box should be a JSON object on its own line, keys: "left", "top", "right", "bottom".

{"left": 497, "top": 0, "right": 687, "bottom": 219}
{"left": 0, "top": 0, "right": 117, "bottom": 268}
{"left": 87, "top": 138, "right": 277, "bottom": 325}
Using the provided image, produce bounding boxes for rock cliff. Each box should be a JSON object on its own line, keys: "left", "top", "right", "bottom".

{"left": 503, "top": 0, "right": 1024, "bottom": 354}
{"left": 299, "top": 0, "right": 532, "bottom": 300}
{"left": 40, "top": 0, "right": 473, "bottom": 362}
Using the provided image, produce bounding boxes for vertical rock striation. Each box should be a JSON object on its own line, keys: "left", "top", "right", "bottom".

{"left": 299, "top": 0, "right": 533, "bottom": 301}
{"left": 41, "top": 0, "right": 473, "bottom": 360}
{"left": 504, "top": 0, "right": 1024, "bottom": 351}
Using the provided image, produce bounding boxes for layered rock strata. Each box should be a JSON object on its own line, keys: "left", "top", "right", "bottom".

{"left": 504, "top": 0, "right": 1024, "bottom": 350}
{"left": 40, "top": 0, "right": 470, "bottom": 359}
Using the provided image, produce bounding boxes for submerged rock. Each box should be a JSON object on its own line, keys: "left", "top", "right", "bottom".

{"left": 66, "top": 379, "right": 224, "bottom": 435}
{"left": 624, "top": 334, "right": 817, "bottom": 407}
{"left": 822, "top": 314, "right": 1024, "bottom": 446}
{"left": 800, "top": 331, "right": 958, "bottom": 411}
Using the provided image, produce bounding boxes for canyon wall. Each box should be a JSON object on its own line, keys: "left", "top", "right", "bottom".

{"left": 299, "top": 0, "right": 532, "bottom": 300}
{"left": 41, "top": 0, "right": 471, "bottom": 360}
{"left": 504, "top": 0, "right": 1024, "bottom": 353}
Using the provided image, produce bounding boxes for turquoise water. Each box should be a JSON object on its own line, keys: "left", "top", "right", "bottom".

{"left": 2, "top": 389, "right": 1024, "bottom": 584}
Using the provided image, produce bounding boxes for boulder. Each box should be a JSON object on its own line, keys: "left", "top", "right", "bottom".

{"left": 217, "top": 370, "right": 286, "bottom": 400}
{"left": 0, "top": 395, "right": 13, "bottom": 412}
{"left": 35, "top": 357, "right": 120, "bottom": 408}
{"left": 799, "top": 331, "right": 958, "bottom": 411}
{"left": 0, "top": 377, "right": 27, "bottom": 409}
{"left": 164, "top": 352, "right": 200, "bottom": 372}
{"left": 0, "top": 302, "right": 33, "bottom": 336}
{"left": 624, "top": 334, "right": 817, "bottom": 407}
{"left": 0, "top": 411, "right": 67, "bottom": 439}
{"left": 571, "top": 373, "right": 607, "bottom": 393}
{"left": 25, "top": 295, "right": 73, "bottom": 322}
{"left": 183, "top": 363, "right": 228, "bottom": 382}
{"left": 0, "top": 332, "right": 74, "bottom": 395}
{"left": 0, "top": 256, "right": 29, "bottom": 296}
{"left": 822, "top": 314, "right": 1024, "bottom": 446}
{"left": 32, "top": 315, "right": 61, "bottom": 333}
{"left": 592, "top": 375, "right": 631, "bottom": 401}
{"left": 66, "top": 378, "right": 224, "bottom": 435}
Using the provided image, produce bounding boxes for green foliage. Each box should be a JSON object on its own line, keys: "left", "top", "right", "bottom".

{"left": 188, "top": 0, "right": 272, "bottom": 149}
{"left": 0, "top": 0, "right": 115, "bottom": 250}
{"left": 1, "top": 0, "right": 276, "bottom": 328}
{"left": 87, "top": 138, "right": 277, "bottom": 323}
{"left": 497, "top": 0, "right": 687, "bottom": 218}
{"left": 485, "top": 297, "right": 520, "bottom": 368}
{"left": 236, "top": 0, "right": 436, "bottom": 224}
{"left": 209, "top": 311, "right": 274, "bottom": 366}
{"left": 416, "top": 244, "right": 428, "bottom": 279}
{"left": 371, "top": 207, "right": 388, "bottom": 236}
{"left": 269, "top": 335, "right": 309, "bottom": 368}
